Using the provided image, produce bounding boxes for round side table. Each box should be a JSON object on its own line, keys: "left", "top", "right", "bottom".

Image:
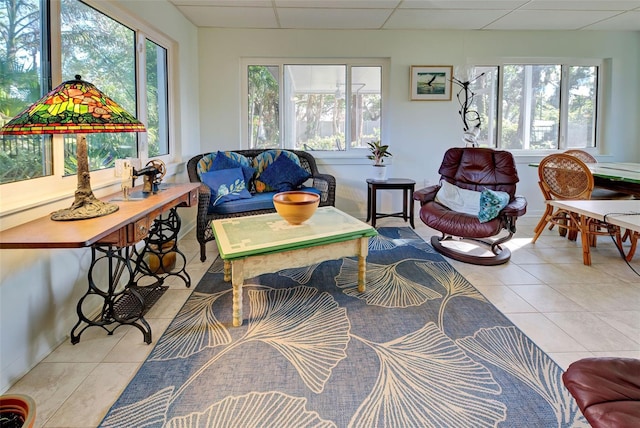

{"left": 366, "top": 178, "right": 416, "bottom": 228}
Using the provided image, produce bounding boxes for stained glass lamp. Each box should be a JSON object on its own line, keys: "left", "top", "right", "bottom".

{"left": 0, "top": 75, "right": 146, "bottom": 221}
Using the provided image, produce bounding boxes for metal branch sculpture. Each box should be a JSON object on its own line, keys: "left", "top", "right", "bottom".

{"left": 452, "top": 72, "right": 485, "bottom": 147}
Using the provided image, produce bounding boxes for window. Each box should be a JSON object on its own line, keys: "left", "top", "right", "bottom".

{"left": 0, "top": 0, "right": 51, "bottom": 184}
{"left": 245, "top": 59, "right": 384, "bottom": 152}
{"left": 146, "top": 39, "right": 169, "bottom": 157}
{"left": 0, "top": 0, "right": 172, "bottom": 185}
{"left": 468, "top": 61, "right": 599, "bottom": 151}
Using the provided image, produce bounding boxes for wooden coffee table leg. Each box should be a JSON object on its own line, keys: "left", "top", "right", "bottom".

{"left": 223, "top": 260, "right": 231, "bottom": 282}
{"left": 231, "top": 260, "right": 244, "bottom": 326}
{"left": 358, "top": 237, "right": 369, "bottom": 292}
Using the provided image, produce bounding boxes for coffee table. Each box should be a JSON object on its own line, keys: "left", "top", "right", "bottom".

{"left": 212, "top": 206, "right": 377, "bottom": 326}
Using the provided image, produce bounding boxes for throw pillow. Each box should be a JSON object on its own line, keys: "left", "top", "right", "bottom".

{"left": 252, "top": 150, "right": 301, "bottom": 192}
{"left": 258, "top": 154, "right": 311, "bottom": 192}
{"left": 211, "top": 151, "right": 256, "bottom": 184}
{"left": 434, "top": 180, "right": 481, "bottom": 216}
{"left": 200, "top": 168, "right": 252, "bottom": 207}
{"left": 478, "top": 188, "right": 510, "bottom": 223}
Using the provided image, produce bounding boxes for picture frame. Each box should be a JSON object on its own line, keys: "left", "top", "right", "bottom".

{"left": 410, "top": 65, "right": 453, "bottom": 101}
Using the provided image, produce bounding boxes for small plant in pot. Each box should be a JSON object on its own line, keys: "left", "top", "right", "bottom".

{"left": 367, "top": 140, "right": 392, "bottom": 181}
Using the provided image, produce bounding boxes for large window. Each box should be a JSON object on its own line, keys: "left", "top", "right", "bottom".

{"left": 468, "top": 61, "right": 599, "bottom": 151}
{"left": 0, "top": 0, "right": 51, "bottom": 184}
{"left": 0, "top": 0, "right": 172, "bottom": 184}
{"left": 245, "top": 60, "right": 384, "bottom": 152}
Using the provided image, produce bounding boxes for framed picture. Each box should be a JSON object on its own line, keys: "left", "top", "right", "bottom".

{"left": 410, "top": 65, "right": 453, "bottom": 101}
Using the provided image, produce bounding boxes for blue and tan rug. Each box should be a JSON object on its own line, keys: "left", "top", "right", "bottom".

{"left": 100, "top": 227, "right": 587, "bottom": 427}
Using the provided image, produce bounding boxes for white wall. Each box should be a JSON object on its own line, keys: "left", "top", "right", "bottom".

{"left": 0, "top": 0, "right": 200, "bottom": 393}
{"left": 197, "top": 28, "right": 640, "bottom": 218}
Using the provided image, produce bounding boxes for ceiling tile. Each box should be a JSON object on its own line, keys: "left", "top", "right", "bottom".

{"left": 485, "top": 10, "right": 622, "bottom": 30}
{"left": 177, "top": 6, "right": 278, "bottom": 28}
{"left": 583, "top": 11, "right": 640, "bottom": 30}
{"left": 522, "top": 1, "right": 640, "bottom": 11}
{"left": 277, "top": 8, "right": 391, "bottom": 29}
{"left": 384, "top": 9, "right": 510, "bottom": 30}
{"left": 400, "top": 1, "right": 529, "bottom": 10}
{"left": 171, "top": 0, "right": 272, "bottom": 5}
{"left": 276, "top": 0, "right": 401, "bottom": 7}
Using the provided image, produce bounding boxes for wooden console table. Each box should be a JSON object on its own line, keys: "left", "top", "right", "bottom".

{"left": 0, "top": 183, "right": 199, "bottom": 344}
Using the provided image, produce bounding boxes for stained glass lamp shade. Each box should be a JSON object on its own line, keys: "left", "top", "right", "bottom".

{"left": 0, "top": 75, "right": 146, "bottom": 221}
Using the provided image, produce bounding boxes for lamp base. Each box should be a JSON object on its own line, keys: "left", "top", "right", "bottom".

{"left": 51, "top": 196, "right": 119, "bottom": 221}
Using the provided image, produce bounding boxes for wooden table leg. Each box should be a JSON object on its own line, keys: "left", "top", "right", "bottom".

{"left": 579, "top": 215, "right": 592, "bottom": 266}
{"left": 231, "top": 259, "right": 244, "bottom": 326}
{"left": 223, "top": 260, "right": 231, "bottom": 282}
{"left": 357, "top": 237, "right": 369, "bottom": 292}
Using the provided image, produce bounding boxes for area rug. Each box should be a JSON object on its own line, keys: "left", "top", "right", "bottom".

{"left": 100, "top": 227, "right": 588, "bottom": 428}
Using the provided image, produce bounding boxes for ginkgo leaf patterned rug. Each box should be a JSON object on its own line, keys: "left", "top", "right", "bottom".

{"left": 100, "top": 227, "right": 587, "bottom": 428}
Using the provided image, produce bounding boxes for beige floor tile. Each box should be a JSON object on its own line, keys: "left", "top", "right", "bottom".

{"left": 518, "top": 263, "right": 628, "bottom": 285}
{"left": 546, "top": 282, "right": 640, "bottom": 312}
{"left": 504, "top": 313, "right": 587, "bottom": 353}
{"left": 5, "top": 362, "right": 97, "bottom": 428}
{"left": 544, "top": 311, "right": 640, "bottom": 352}
{"left": 473, "top": 284, "right": 538, "bottom": 313}
{"left": 101, "top": 317, "right": 173, "bottom": 363}
{"left": 509, "top": 284, "right": 588, "bottom": 312}
{"left": 42, "top": 326, "right": 126, "bottom": 363}
{"left": 592, "top": 310, "right": 640, "bottom": 343}
{"left": 43, "top": 363, "right": 140, "bottom": 428}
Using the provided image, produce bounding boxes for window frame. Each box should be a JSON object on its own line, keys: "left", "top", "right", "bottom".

{"left": 241, "top": 57, "right": 389, "bottom": 161}
{"left": 0, "top": 0, "right": 177, "bottom": 216}
{"left": 469, "top": 57, "right": 604, "bottom": 156}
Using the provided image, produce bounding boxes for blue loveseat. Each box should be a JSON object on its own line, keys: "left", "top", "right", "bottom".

{"left": 187, "top": 149, "right": 336, "bottom": 261}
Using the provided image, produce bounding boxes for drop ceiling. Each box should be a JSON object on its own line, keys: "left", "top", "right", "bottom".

{"left": 169, "top": 0, "right": 640, "bottom": 31}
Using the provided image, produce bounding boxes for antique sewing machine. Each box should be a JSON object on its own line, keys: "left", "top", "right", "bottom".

{"left": 133, "top": 159, "right": 167, "bottom": 194}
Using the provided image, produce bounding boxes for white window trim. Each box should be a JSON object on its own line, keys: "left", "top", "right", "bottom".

{"left": 0, "top": 0, "right": 179, "bottom": 218}
{"left": 240, "top": 57, "right": 390, "bottom": 163}
{"left": 467, "top": 57, "right": 605, "bottom": 157}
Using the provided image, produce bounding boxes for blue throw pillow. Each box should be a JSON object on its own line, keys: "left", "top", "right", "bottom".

{"left": 258, "top": 154, "right": 311, "bottom": 192}
{"left": 200, "top": 168, "right": 252, "bottom": 207}
{"left": 211, "top": 151, "right": 256, "bottom": 185}
{"left": 478, "top": 188, "right": 510, "bottom": 223}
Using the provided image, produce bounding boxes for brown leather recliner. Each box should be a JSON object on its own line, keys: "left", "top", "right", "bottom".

{"left": 413, "top": 147, "right": 527, "bottom": 265}
{"left": 562, "top": 357, "right": 640, "bottom": 428}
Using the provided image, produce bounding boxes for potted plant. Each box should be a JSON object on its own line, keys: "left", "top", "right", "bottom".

{"left": 367, "top": 140, "right": 392, "bottom": 181}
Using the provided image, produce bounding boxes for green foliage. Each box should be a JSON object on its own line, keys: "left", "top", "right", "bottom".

{"left": 366, "top": 140, "right": 392, "bottom": 165}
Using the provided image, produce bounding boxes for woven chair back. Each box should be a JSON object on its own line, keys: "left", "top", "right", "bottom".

{"left": 538, "top": 153, "right": 594, "bottom": 200}
{"left": 564, "top": 149, "right": 597, "bottom": 163}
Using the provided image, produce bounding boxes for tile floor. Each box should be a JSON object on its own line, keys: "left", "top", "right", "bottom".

{"left": 5, "top": 214, "right": 640, "bottom": 427}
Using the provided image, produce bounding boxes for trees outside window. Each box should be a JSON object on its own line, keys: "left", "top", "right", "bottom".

{"left": 0, "top": 0, "right": 172, "bottom": 184}
{"left": 468, "top": 62, "right": 599, "bottom": 151}
{"left": 246, "top": 60, "right": 383, "bottom": 152}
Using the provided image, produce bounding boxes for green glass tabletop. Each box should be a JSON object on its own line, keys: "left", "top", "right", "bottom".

{"left": 212, "top": 206, "right": 377, "bottom": 260}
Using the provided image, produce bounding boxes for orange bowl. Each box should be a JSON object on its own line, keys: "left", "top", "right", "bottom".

{"left": 273, "top": 191, "right": 320, "bottom": 225}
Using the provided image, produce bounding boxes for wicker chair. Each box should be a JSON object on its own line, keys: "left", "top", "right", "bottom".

{"left": 531, "top": 153, "right": 622, "bottom": 247}
{"left": 564, "top": 149, "right": 634, "bottom": 200}
{"left": 187, "top": 149, "right": 336, "bottom": 262}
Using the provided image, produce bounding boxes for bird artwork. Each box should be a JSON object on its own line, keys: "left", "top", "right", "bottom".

{"left": 417, "top": 72, "right": 444, "bottom": 94}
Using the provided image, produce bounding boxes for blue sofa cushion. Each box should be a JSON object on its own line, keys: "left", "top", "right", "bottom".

{"left": 208, "top": 191, "right": 277, "bottom": 215}
{"left": 201, "top": 168, "right": 252, "bottom": 209}
{"left": 211, "top": 151, "right": 256, "bottom": 185}
{"left": 253, "top": 150, "right": 301, "bottom": 192}
{"left": 207, "top": 187, "right": 322, "bottom": 215}
{"left": 258, "top": 154, "right": 311, "bottom": 192}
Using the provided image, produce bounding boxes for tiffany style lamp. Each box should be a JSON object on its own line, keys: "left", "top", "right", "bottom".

{"left": 0, "top": 75, "right": 145, "bottom": 221}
